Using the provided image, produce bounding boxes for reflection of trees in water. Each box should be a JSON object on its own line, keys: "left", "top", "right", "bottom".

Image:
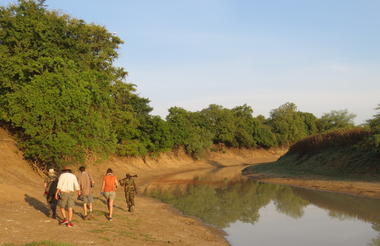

{"left": 370, "top": 239, "right": 380, "bottom": 246}
{"left": 293, "top": 188, "right": 380, "bottom": 226}
{"left": 371, "top": 224, "right": 380, "bottom": 246}
{"left": 273, "top": 186, "right": 309, "bottom": 218}
{"left": 293, "top": 188, "right": 380, "bottom": 245}
{"left": 145, "top": 178, "right": 309, "bottom": 228}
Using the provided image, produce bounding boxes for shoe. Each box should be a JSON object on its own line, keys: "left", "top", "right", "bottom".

{"left": 67, "top": 222, "right": 74, "bottom": 227}
{"left": 108, "top": 217, "right": 112, "bottom": 221}
{"left": 60, "top": 219, "right": 68, "bottom": 225}
{"left": 88, "top": 212, "right": 94, "bottom": 220}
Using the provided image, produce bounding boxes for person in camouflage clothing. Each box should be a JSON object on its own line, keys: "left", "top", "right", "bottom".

{"left": 44, "top": 168, "right": 58, "bottom": 218}
{"left": 119, "top": 173, "right": 138, "bottom": 212}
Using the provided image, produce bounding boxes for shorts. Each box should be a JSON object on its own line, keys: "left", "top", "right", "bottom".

{"left": 103, "top": 191, "right": 116, "bottom": 200}
{"left": 82, "top": 194, "right": 94, "bottom": 204}
{"left": 58, "top": 192, "right": 75, "bottom": 209}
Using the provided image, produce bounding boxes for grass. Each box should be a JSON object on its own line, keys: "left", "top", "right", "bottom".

{"left": 118, "top": 230, "right": 138, "bottom": 240}
{"left": 243, "top": 145, "right": 380, "bottom": 182}
{"left": 98, "top": 237, "right": 110, "bottom": 242}
{"left": 242, "top": 128, "right": 380, "bottom": 182}
{"left": 88, "top": 229, "right": 105, "bottom": 233}
{"left": 288, "top": 128, "right": 370, "bottom": 156}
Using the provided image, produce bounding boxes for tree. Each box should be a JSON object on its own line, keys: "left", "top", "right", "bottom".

{"left": 317, "top": 109, "right": 356, "bottom": 132}
{"left": 367, "top": 105, "right": 380, "bottom": 149}
{"left": 231, "top": 104, "right": 256, "bottom": 148}
{"left": 0, "top": 0, "right": 137, "bottom": 166}
{"left": 200, "top": 104, "right": 235, "bottom": 146}
{"left": 167, "top": 107, "right": 213, "bottom": 158}
{"left": 267, "top": 102, "right": 308, "bottom": 145}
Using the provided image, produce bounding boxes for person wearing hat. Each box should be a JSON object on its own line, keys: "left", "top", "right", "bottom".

{"left": 44, "top": 168, "right": 58, "bottom": 218}
{"left": 119, "top": 173, "right": 138, "bottom": 212}
{"left": 55, "top": 166, "right": 81, "bottom": 227}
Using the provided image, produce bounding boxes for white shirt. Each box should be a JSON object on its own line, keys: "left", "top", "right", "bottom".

{"left": 57, "top": 172, "right": 80, "bottom": 192}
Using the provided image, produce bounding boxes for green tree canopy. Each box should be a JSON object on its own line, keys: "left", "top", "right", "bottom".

{"left": 0, "top": 0, "right": 143, "bottom": 166}
{"left": 317, "top": 109, "right": 356, "bottom": 132}
{"left": 268, "top": 102, "right": 311, "bottom": 145}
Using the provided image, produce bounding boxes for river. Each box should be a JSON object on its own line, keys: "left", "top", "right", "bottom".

{"left": 144, "top": 165, "right": 380, "bottom": 246}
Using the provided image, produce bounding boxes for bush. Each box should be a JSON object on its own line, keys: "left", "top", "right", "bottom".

{"left": 288, "top": 128, "right": 370, "bottom": 156}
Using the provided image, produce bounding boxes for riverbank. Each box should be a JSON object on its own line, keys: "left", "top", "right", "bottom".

{"left": 0, "top": 128, "right": 285, "bottom": 246}
{"left": 243, "top": 172, "right": 380, "bottom": 200}
{"left": 242, "top": 145, "right": 380, "bottom": 200}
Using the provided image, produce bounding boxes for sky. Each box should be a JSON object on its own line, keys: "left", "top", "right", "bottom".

{"left": 1, "top": 0, "right": 379, "bottom": 123}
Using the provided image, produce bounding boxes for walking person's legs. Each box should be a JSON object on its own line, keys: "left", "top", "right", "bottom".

{"left": 83, "top": 203, "right": 88, "bottom": 217}
{"left": 68, "top": 207, "right": 73, "bottom": 221}
{"left": 60, "top": 207, "right": 67, "bottom": 220}
{"left": 108, "top": 199, "right": 114, "bottom": 219}
{"left": 66, "top": 193, "right": 75, "bottom": 227}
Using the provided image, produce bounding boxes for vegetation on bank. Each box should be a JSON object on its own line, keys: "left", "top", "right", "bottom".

{"left": 243, "top": 108, "right": 380, "bottom": 179}
{"left": 0, "top": 0, "right": 376, "bottom": 169}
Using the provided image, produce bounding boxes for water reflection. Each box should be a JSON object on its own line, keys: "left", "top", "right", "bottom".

{"left": 144, "top": 167, "right": 380, "bottom": 246}
{"left": 145, "top": 177, "right": 311, "bottom": 228}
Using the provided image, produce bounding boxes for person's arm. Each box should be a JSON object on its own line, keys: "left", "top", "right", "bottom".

{"left": 55, "top": 188, "right": 61, "bottom": 200}
{"left": 101, "top": 177, "right": 105, "bottom": 192}
{"left": 89, "top": 174, "right": 95, "bottom": 186}
{"left": 114, "top": 177, "right": 119, "bottom": 189}
{"left": 74, "top": 176, "right": 81, "bottom": 196}
{"left": 44, "top": 178, "right": 48, "bottom": 195}
{"left": 133, "top": 180, "right": 137, "bottom": 195}
{"left": 55, "top": 176, "right": 63, "bottom": 199}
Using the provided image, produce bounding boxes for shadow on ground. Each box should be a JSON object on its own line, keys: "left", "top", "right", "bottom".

{"left": 207, "top": 161, "right": 226, "bottom": 168}
{"left": 24, "top": 194, "right": 50, "bottom": 217}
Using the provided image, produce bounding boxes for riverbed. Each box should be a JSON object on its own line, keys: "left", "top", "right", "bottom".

{"left": 144, "top": 165, "right": 380, "bottom": 246}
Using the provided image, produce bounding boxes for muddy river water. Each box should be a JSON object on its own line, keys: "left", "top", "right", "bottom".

{"left": 144, "top": 165, "right": 380, "bottom": 246}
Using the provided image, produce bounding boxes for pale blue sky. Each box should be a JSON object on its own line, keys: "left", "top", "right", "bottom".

{"left": 1, "top": 0, "right": 379, "bottom": 123}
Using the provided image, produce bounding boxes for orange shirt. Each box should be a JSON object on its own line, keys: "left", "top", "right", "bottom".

{"left": 103, "top": 174, "right": 117, "bottom": 192}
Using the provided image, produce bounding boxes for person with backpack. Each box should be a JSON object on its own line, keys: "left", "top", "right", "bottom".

{"left": 77, "top": 166, "right": 95, "bottom": 220}
{"left": 44, "top": 168, "right": 58, "bottom": 218}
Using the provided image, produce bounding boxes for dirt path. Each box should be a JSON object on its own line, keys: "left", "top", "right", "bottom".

{"left": 0, "top": 163, "right": 231, "bottom": 246}
{"left": 0, "top": 128, "right": 285, "bottom": 246}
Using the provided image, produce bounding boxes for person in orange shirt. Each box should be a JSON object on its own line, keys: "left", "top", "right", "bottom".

{"left": 101, "top": 168, "right": 119, "bottom": 221}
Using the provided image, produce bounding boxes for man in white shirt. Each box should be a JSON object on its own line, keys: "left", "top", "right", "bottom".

{"left": 55, "top": 166, "right": 81, "bottom": 227}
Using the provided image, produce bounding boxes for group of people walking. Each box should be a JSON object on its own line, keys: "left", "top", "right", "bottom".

{"left": 44, "top": 166, "right": 137, "bottom": 227}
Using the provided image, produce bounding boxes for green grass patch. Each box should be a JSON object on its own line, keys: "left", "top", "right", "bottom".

{"left": 91, "top": 209, "right": 106, "bottom": 216}
{"left": 88, "top": 229, "right": 106, "bottom": 233}
{"left": 118, "top": 230, "right": 138, "bottom": 239}
{"left": 140, "top": 233, "right": 158, "bottom": 242}
{"left": 98, "top": 237, "right": 110, "bottom": 242}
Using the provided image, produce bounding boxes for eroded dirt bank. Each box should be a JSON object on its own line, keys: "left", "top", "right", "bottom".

{"left": 0, "top": 128, "right": 285, "bottom": 246}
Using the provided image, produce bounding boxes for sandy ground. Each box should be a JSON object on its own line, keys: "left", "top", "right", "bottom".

{"left": 0, "top": 128, "right": 284, "bottom": 246}
{"left": 245, "top": 173, "right": 380, "bottom": 200}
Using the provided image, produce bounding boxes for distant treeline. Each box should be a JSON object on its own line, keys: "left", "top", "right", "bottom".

{"left": 0, "top": 1, "right": 378, "bottom": 167}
